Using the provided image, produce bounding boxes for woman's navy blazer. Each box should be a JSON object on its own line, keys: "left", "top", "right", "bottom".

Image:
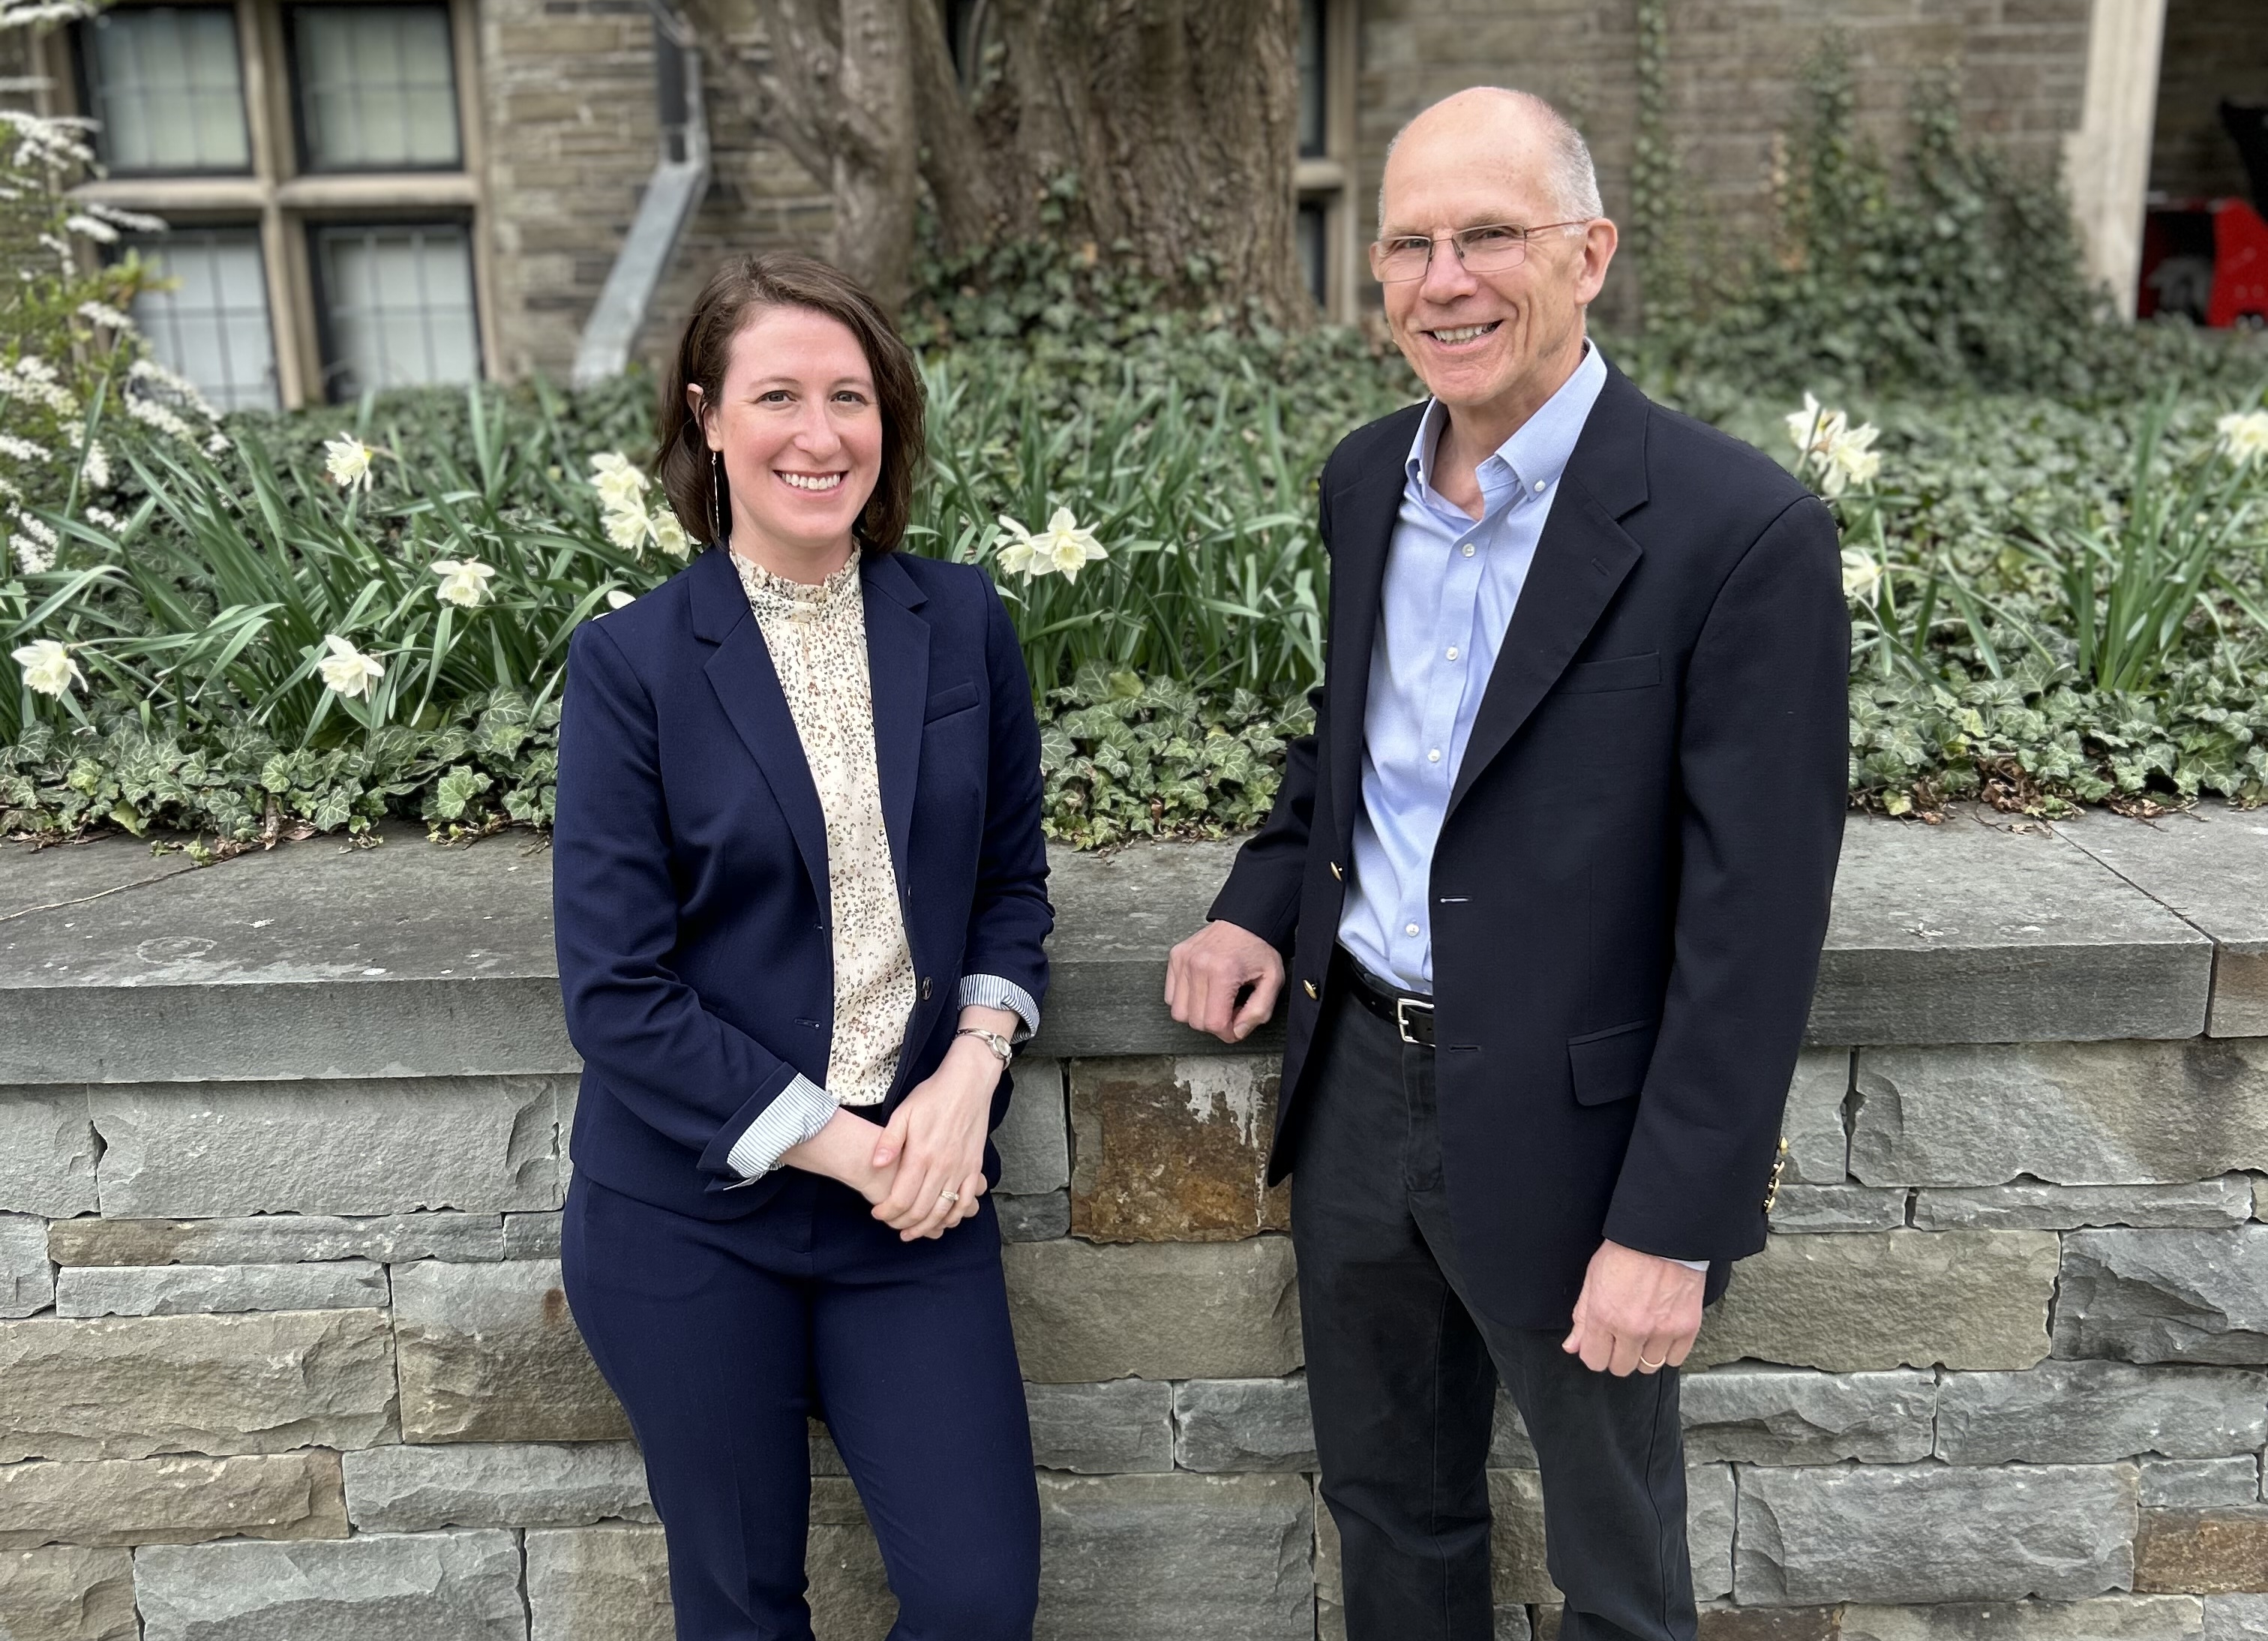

{"left": 551, "top": 542, "right": 1052, "bottom": 1221}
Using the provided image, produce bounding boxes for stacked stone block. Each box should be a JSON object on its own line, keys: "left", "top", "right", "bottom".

{"left": 5, "top": 814, "right": 2268, "bottom": 1636}
{"left": 4, "top": 1043, "right": 2266, "bottom": 1639}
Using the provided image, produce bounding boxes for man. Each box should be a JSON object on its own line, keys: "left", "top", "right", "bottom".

{"left": 1165, "top": 88, "right": 1847, "bottom": 1640}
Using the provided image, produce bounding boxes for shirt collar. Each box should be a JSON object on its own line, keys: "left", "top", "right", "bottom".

{"left": 1405, "top": 340, "right": 1610, "bottom": 512}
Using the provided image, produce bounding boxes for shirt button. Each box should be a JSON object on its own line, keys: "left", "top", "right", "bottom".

{"left": 1404, "top": 922, "right": 1420, "bottom": 938}
{"left": 1427, "top": 748, "right": 1442, "bottom": 764}
{"left": 1533, "top": 479, "right": 1546, "bottom": 493}
{"left": 1462, "top": 543, "right": 1475, "bottom": 558}
{"left": 1445, "top": 646, "right": 1459, "bottom": 661}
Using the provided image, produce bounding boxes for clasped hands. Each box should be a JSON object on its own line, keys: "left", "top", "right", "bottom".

{"left": 1164, "top": 918, "right": 1705, "bottom": 1377}
{"left": 780, "top": 1007, "right": 1018, "bottom": 1242}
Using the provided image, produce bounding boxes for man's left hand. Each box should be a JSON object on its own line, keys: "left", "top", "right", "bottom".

{"left": 1562, "top": 1240, "right": 1706, "bottom": 1376}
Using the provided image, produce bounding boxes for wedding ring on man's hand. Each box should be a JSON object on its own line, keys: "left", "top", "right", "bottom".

{"left": 1638, "top": 1354, "right": 1666, "bottom": 1371}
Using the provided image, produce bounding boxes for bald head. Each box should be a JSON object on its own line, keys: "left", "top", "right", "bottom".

{"left": 1378, "top": 88, "right": 1604, "bottom": 231}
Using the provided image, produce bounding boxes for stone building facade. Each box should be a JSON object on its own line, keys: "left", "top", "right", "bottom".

{"left": 18, "top": 0, "right": 2262, "bottom": 405}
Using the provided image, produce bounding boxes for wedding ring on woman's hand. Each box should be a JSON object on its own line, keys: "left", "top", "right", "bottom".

{"left": 938, "top": 1190, "right": 960, "bottom": 1209}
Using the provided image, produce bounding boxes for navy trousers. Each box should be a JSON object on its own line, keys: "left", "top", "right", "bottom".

{"left": 561, "top": 1169, "right": 1041, "bottom": 1641}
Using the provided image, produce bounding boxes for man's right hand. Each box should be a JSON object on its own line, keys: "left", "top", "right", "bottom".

{"left": 1165, "top": 920, "right": 1286, "bottom": 1043}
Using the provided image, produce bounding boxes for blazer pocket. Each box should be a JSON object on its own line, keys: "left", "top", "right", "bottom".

{"left": 1568, "top": 1018, "right": 1658, "bottom": 1106}
{"left": 1560, "top": 652, "right": 1661, "bottom": 694}
{"left": 923, "top": 680, "right": 981, "bottom": 722}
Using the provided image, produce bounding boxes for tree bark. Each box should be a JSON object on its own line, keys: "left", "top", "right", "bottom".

{"left": 700, "top": 0, "right": 919, "bottom": 309}
{"left": 700, "top": 0, "right": 1306, "bottom": 322}
{"left": 925, "top": 0, "right": 1307, "bottom": 320}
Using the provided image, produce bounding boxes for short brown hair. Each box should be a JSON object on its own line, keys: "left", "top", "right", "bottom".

{"left": 654, "top": 254, "right": 926, "bottom": 554}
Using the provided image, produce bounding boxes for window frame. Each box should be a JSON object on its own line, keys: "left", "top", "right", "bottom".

{"left": 306, "top": 214, "right": 484, "bottom": 401}
{"left": 283, "top": 2, "right": 466, "bottom": 178}
{"left": 1294, "top": 0, "right": 1360, "bottom": 323}
{"left": 47, "top": 0, "right": 498, "bottom": 410}
{"left": 116, "top": 219, "right": 284, "bottom": 411}
{"left": 71, "top": 3, "right": 257, "bottom": 179}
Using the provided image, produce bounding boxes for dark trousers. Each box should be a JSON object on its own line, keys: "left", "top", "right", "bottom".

{"left": 561, "top": 1170, "right": 1041, "bottom": 1641}
{"left": 1292, "top": 981, "right": 1696, "bottom": 1641}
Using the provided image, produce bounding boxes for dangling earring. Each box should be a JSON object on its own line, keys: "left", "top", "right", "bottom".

{"left": 709, "top": 448, "right": 726, "bottom": 548}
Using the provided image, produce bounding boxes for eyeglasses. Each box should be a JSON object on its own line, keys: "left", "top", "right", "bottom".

{"left": 1368, "top": 221, "right": 1591, "bottom": 284}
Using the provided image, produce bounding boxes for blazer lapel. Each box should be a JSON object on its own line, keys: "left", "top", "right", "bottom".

{"left": 859, "top": 553, "right": 931, "bottom": 910}
{"left": 1324, "top": 412, "right": 1420, "bottom": 858}
{"left": 1445, "top": 370, "right": 1652, "bottom": 823}
{"left": 691, "top": 545, "right": 831, "bottom": 906}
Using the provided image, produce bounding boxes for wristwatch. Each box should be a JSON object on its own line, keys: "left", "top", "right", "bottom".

{"left": 954, "top": 1027, "right": 1015, "bottom": 1066}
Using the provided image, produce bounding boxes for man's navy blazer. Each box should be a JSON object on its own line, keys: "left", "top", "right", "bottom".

{"left": 552, "top": 543, "right": 1052, "bottom": 1221}
{"left": 1210, "top": 364, "right": 1850, "bottom": 1330}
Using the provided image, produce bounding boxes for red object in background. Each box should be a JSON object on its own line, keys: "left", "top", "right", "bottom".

{"left": 2138, "top": 200, "right": 2268, "bottom": 327}
{"left": 2207, "top": 198, "right": 2268, "bottom": 328}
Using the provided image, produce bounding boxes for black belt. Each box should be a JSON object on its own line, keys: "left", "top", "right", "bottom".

{"left": 1331, "top": 946, "right": 1436, "bottom": 1048}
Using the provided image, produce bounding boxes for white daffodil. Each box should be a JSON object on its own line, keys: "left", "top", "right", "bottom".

{"left": 997, "top": 507, "right": 1108, "bottom": 584}
{"left": 1840, "top": 547, "right": 1884, "bottom": 603}
{"left": 1786, "top": 394, "right": 1882, "bottom": 496}
{"left": 1785, "top": 393, "right": 1846, "bottom": 458}
{"left": 1819, "top": 422, "right": 1882, "bottom": 497}
{"left": 316, "top": 634, "right": 385, "bottom": 698}
{"left": 324, "top": 435, "right": 374, "bottom": 492}
{"left": 588, "top": 452, "right": 650, "bottom": 511}
{"left": 994, "top": 528, "right": 1042, "bottom": 579}
{"left": 602, "top": 501, "right": 652, "bottom": 552}
{"left": 2217, "top": 410, "right": 2268, "bottom": 466}
{"left": 431, "top": 558, "right": 497, "bottom": 608}
{"left": 650, "top": 507, "right": 691, "bottom": 560}
{"left": 12, "top": 638, "right": 82, "bottom": 698}
{"left": 605, "top": 588, "right": 636, "bottom": 610}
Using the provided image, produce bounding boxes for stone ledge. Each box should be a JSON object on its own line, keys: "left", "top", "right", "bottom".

{"left": 1, "top": 806, "right": 2252, "bottom": 1084}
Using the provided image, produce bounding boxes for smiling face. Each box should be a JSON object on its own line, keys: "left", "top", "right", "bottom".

{"left": 1377, "top": 91, "right": 1617, "bottom": 437}
{"left": 694, "top": 303, "right": 884, "bottom": 577}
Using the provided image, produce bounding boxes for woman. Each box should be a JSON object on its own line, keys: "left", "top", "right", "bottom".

{"left": 552, "top": 253, "right": 1051, "bottom": 1641}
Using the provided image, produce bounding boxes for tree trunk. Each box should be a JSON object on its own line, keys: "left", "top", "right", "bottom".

{"left": 920, "top": 0, "right": 1308, "bottom": 322}
{"left": 707, "top": 0, "right": 1306, "bottom": 323}
{"left": 699, "top": 0, "right": 920, "bottom": 310}
{"left": 826, "top": 0, "right": 916, "bottom": 310}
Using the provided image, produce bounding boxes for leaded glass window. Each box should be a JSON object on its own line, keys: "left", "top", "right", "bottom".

{"left": 313, "top": 223, "right": 479, "bottom": 398}
{"left": 82, "top": 7, "right": 251, "bottom": 175}
{"left": 127, "top": 228, "right": 280, "bottom": 412}
{"left": 292, "top": 5, "right": 461, "bottom": 172}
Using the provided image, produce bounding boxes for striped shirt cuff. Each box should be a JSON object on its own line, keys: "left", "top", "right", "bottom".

{"left": 958, "top": 973, "right": 1040, "bottom": 1043}
{"left": 724, "top": 1074, "right": 840, "bottom": 1180}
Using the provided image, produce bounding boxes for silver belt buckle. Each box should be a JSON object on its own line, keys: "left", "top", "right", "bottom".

{"left": 1394, "top": 995, "right": 1432, "bottom": 1045}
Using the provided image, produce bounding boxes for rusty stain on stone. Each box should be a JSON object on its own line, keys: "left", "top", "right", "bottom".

{"left": 1068, "top": 1055, "right": 1290, "bottom": 1243}
{"left": 2133, "top": 1506, "right": 2268, "bottom": 1593}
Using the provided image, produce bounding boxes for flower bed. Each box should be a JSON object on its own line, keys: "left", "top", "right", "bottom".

{"left": 8, "top": 350, "right": 2268, "bottom": 848}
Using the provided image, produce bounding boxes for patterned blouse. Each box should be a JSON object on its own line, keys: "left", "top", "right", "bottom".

{"left": 733, "top": 550, "right": 916, "bottom": 1108}
{"left": 718, "top": 549, "right": 1039, "bottom": 1181}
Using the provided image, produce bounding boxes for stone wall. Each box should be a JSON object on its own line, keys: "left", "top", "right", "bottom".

{"left": 1354, "top": 0, "right": 2096, "bottom": 324}
{"left": 4, "top": 808, "right": 2268, "bottom": 1639}
{"left": 474, "top": 0, "right": 827, "bottom": 384}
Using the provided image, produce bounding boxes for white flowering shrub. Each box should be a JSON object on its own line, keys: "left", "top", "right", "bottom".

{"left": 0, "top": 45, "right": 178, "bottom": 575}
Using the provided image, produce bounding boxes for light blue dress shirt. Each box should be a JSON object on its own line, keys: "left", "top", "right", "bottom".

{"left": 1338, "top": 342, "right": 1610, "bottom": 995}
{"left": 1334, "top": 348, "right": 1709, "bottom": 1271}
